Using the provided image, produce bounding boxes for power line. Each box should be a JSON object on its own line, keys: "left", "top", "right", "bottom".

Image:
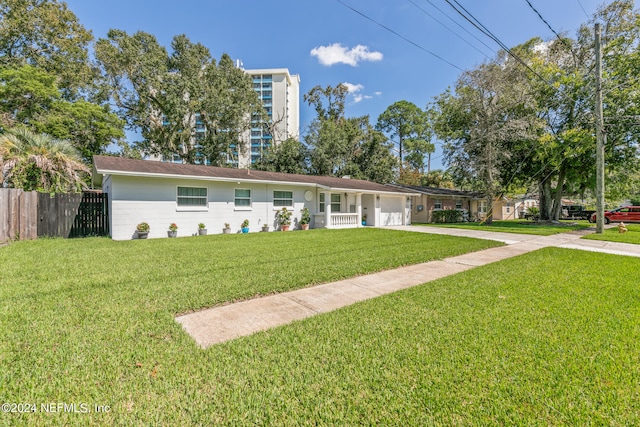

{"left": 422, "top": 0, "right": 496, "bottom": 55}
{"left": 576, "top": 0, "right": 590, "bottom": 19}
{"left": 443, "top": 0, "right": 552, "bottom": 86}
{"left": 336, "top": 0, "right": 464, "bottom": 71}
{"left": 523, "top": 0, "right": 578, "bottom": 63}
{"left": 524, "top": 0, "right": 566, "bottom": 42}
{"left": 408, "top": 0, "right": 492, "bottom": 59}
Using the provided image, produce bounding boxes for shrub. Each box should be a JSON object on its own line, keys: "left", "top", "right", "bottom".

{"left": 277, "top": 207, "right": 292, "bottom": 225}
{"left": 431, "top": 209, "right": 462, "bottom": 223}
{"left": 300, "top": 207, "right": 311, "bottom": 225}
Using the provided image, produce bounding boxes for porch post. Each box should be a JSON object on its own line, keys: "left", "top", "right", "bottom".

{"left": 324, "top": 191, "right": 331, "bottom": 229}
{"left": 356, "top": 193, "right": 362, "bottom": 227}
{"left": 405, "top": 196, "right": 411, "bottom": 225}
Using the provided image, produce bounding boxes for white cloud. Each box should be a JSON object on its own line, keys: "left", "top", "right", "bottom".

{"left": 343, "top": 82, "right": 364, "bottom": 93}
{"left": 310, "top": 43, "right": 383, "bottom": 66}
{"left": 343, "top": 82, "right": 375, "bottom": 104}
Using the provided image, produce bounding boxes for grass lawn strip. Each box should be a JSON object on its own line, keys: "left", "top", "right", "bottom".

{"left": 418, "top": 219, "right": 591, "bottom": 236}
{"left": 581, "top": 223, "right": 640, "bottom": 245}
{"left": 2, "top": 245, "right": 637, "bottom": 424}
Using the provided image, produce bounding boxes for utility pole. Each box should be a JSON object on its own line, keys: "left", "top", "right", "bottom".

{"left": 595, "top": 23, "right": 605, "bottom": 234}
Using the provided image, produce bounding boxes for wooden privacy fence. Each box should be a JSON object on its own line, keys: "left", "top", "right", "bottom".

{"left": 0, "top": 189, "right": 109, "bottom": 242}
{"left": 0, "top": 189, "right": 38, "bottom": 242}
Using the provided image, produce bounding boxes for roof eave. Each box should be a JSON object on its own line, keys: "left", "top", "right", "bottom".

{"left": 94, "top": 168, "right": 417, "bottom": 195}
{"left": 95, "top": 169, "right": 322, "bottom": 187}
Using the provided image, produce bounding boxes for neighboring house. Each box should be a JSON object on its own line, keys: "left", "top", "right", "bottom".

{"left": 92, "top": 156, "right": 417, "bottom": 240}
{"left": 396, "top": 185, "right": 481, "bottom": 223}
{"left": 492, "top": 196, "right": 539, "bottom": 220}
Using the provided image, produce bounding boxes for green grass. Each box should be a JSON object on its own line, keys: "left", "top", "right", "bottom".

{"left": 418, "top": 219, "right": 591, "bottom": 235}
{"left": 582, "top": 223, "right": 640, "bottom": 245}
{"left": 2, "top": 231, "right": 638, "bottom": 425}
{"left": 0, "top": 229, "right": 500, "bottom": 425}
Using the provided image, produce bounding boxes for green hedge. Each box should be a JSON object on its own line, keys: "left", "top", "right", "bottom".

{"left": 431, "top": 209, "right": 463, "bottom": 223}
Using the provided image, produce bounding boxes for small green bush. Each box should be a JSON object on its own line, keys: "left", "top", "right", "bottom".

{"left": 431, "top": 209, "right": 462, "bottom": 223}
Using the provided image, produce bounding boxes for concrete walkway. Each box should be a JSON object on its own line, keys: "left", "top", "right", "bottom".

{"left": 176, "top": 226, "right": 640, "bottom": 348}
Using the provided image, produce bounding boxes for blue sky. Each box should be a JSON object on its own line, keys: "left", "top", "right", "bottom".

{"left": 65, "top": 0, "right": 606, "bottom": 170}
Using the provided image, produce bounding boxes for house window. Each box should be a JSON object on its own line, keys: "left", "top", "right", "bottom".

{"left": 478, "top": 200, "right": 488, "bottom": 213}
{"left": 434, "top": 199, "right": 442, "bottom": 210}
{"left": 234, "top": 189, "right": 251, "bottom": 208}
{"left": 273, "top": 190, "right": 293, "bottom": 207}
{"left": 456, "top": 199, "right": 463, "bottom": 210}
{"left": 319, "top": 193, "right": 341, "bottom": 213}
{"left": 330, "top": 194, "right": 341, "bottom": 212}
{"left": 177, "top": 186, "right": 207, "bottom": 207}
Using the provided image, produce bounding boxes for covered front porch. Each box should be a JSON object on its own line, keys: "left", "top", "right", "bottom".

{"left": 312, "top": 190, "right": 414, "bottom": 229}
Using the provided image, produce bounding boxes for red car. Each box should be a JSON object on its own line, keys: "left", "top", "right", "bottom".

{"left": 590, "top": 206, "right": 640, "bottom": 224}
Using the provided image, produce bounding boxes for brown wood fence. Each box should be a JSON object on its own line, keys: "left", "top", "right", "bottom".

{"left": 38, "top": 191, "right": 109, "bottom": 238}
{"left": 0, "top": 189, "right": 109, "bottom": 242}
{"left": 0, "top": 188, "right": 38, "bottom": 242}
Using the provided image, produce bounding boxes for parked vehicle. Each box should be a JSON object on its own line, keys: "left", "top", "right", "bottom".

{"left": 590, "top": 206, "right": 640, "bottom": 224}
{"left": 562, "top": 205, "right": 596, "bottom": 221}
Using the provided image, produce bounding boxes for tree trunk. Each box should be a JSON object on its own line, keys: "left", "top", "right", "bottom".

{"left": 551, "top": 164, "right": 567, "bottom": 221}
{"left": 539, "top": 179, "right": 553, "bottom": 221}
{"left": 484, "top": 195, "right": 494, "bottom": 225}
{"left": 537, "top": 165, "right": 567, "bottom": 222}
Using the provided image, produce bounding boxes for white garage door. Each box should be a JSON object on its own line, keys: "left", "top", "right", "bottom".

{"left": 380, "top": 197, "right": 403, "bottom": 226}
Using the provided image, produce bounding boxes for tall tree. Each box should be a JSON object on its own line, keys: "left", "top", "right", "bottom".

{"left": 252, "top": 137, "right": 308, "bottom": 174}
{"left": 0, "top": 64, "right": 124, "bottom": 162}
{"left": 433, "top": 1, "right": 640, "bottom": 221}
{"left": 96, "top": 30, "right": 263, "bottom": 166}
{"left": 303, "top": 84, "right": 348, "bottom": 122}
{"left": 303, "top": 84, "right": 397, "bottom": 182}
{"left": 404, "top": 137, "right": 435, "bottom": 174}
{"left": 0, "top": 1, "right": 123, "bottom": 161}
{"left": 433, "top": 59, "right": 541, "bottom": 223}
{"left": 0, "top": 0, "right": 94, "bottom": 95}
{"left": 421, "top": 169, "right": 455, "bottom": 189}
{"left": 510, "top": 0, "right": 640, "bottom": 219}
{"left": 0, "top": 127, "right": 89, "bottom": 192}
{"left": 376, "top": 100, "right": 427, "bottom": 166}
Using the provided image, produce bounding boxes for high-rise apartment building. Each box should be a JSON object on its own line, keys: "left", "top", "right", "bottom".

{"left": 155, "top": 67, "right": 299, "bottom": 168}
{"left": 242, "top": 68, "right": 300, "bottom": 167}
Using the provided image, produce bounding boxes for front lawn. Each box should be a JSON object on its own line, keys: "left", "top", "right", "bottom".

{"left": 418, "top": 219, "right": 591, "bottom": 235}
{"left": 2, "top": 232, "right": 638, "bottom": 425}
{"left": 582, "top": 222, "right": 640, "bottom": 244}
{"left": 0, "top": 229, "right": 500, "bottom": 425}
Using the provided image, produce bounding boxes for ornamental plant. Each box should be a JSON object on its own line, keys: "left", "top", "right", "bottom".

{"left": 169, "top": 223, "right": 178, "bottom": 232}
{"left": 277, "top": 207, "right": 292, "bottom": 225}
{"left": 198, "top": 223, "right": 206, "bottom": 230}
{"left": 136, "top": 222, "right": 150, "bottom": 232}
{"left": 431, "top": 210, "right": 462, "bottom": 223}
{"left": 241, "top": 219, "right": 249, "bottom": 228}
{"left": 300, "top": 207, "right": 310, "bottom": 225}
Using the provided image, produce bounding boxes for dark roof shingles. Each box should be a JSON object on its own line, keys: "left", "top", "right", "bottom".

{"left": 93, "top": 156, "right": 414, "bottom": 194}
